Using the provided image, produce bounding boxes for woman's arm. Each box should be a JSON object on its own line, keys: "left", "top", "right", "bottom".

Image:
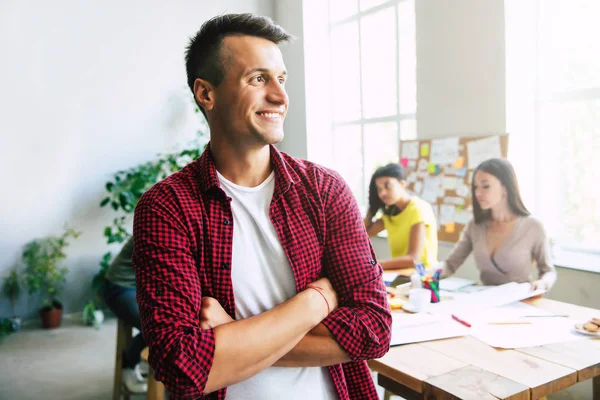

{"left": 364, "top": 212, "right": 385, "bottom": 237}
{"left": 530, "top": 220, "right": 558, "bottom": 291}
{"left": 379, "top": 222, "right": 425, "bottom": 270}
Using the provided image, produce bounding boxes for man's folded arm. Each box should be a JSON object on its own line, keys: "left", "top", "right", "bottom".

{"left": 319, "top": 173, "right": 392, "bottom": 361}
{"left": 133, "top": 190, "right": 334, "bottom": 397}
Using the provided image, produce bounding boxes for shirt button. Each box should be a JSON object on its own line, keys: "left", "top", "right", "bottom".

{"left": 221, "top": 262, "right": 229, "bottom": 270}
{"left": 224, "top": 218, "right": 230, "bottom": 225}
{"left": 156, "top": 289, "right": 163, "bottom": 296}
{"left": 370, "top": 259, "right": 377, "bottom": 265}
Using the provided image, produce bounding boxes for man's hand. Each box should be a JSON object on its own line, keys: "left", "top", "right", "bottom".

{"left": 200, "top": 297, "right": 234, "bottom": 330}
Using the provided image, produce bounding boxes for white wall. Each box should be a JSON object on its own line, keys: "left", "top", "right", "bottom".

{"left": 274, "top": 0, "right": 308, "bottom": 160}
{"left": 0, "top": 0, "right": 274, "bottom": 319}
{"left": 416, "top": 0, "right": 506, "bottom": 138}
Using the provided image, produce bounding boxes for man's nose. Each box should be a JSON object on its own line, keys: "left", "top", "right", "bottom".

{"left": 266, "top": 80, "right": 288, "bottom": 105}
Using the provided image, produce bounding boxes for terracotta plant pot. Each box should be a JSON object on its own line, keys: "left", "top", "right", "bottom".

{"left": 39, "top": 300, "right": 63, "bottom": 329}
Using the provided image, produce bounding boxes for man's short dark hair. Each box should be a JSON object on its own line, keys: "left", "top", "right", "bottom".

{"left": 185, "top": 13, "right": 292, "bottom": 116}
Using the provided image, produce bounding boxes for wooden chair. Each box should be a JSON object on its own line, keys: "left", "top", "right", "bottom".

{"left": 141, "top": 347, "right": 165, "bottom": 400}
{"left": 113, "top": 319, "right": 133, "bottom": 400}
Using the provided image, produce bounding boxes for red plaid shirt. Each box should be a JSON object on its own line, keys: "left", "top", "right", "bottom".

{"left": 133, "top": 145, "right": 391, "bottom": 399}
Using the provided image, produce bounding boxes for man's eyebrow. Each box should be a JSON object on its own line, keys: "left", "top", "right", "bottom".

{"left": 246, "top": 68, "right": 287, "bottom": 76}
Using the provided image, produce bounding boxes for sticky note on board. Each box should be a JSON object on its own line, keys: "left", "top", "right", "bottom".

{"left": 445, "top": 223, "right": 456, "bottom": 233}
{"left": 454, "top": 157, "right": 465, "bottom": 169}
{"left": 456, "top": 204, "right": 464, "bottom": 212}
{"left": 401, "top": 157, "right": 409, "bottom": 167}
{"left": 427, "top": 162, "right": 439, "bottom": 174}
{"left": 456, "top": 166, "right": 467, "bottom": 177}
{"left": 420, "top": 143, "right": 430, "bottom": 157}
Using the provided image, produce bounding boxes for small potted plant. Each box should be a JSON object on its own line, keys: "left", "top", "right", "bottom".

{"left": 82, "top": 300, "right": 104, "bottom": 328}
{"left": 22, "top": 226, "right": 81, "bottom": 329}
{"left": 1, "top": 267, "right": 22, "bottom": 332}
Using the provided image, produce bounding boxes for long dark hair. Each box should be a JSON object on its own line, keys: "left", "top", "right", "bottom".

{"left": 472, "top": 158, "right": 530, "bottom": 223}
{"left": 368, "top": 163, "right": 405, "bottom": 217}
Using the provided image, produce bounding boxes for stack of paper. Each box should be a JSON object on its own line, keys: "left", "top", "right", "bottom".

{"left": 439, "top": 277, "right": 476, "bottom": 292}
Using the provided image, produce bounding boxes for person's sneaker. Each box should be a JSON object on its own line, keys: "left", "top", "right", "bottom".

{"left": 138, "top": 360, "right": 149, "bottom": 377}
{"left": 123, "top": 364, "right": 148, "bottom": 393}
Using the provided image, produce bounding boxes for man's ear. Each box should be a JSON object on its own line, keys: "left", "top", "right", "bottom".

{"left": 194, "top": 78, "right": 215, "bottom": 112}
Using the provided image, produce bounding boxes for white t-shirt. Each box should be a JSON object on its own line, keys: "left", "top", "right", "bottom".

{"left": 217, "top": 171, "right": 337, "bottom": 400}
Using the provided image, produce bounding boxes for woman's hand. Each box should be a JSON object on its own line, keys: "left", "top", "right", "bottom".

{"left": 530, "top": 280, "right": 549, "bottom": 291}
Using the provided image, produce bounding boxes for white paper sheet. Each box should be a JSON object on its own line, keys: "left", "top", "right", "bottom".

{"left": 466, "top": 303, "right": 586, "bottom": 348}
{"left": 432, "top": 205, "right": 439, "bottom": 224}
{"left": 442, "top": 176, "right": 459, "bottom": 191}
{"left": 401, "top": 141, "right": 419, "bottom": 160}
{"left": 421, "top": 177, "right": 440, "bottom": 204}
{"left": 454, "top": 209, "right": 471, "bottom": 225}
{"left": 428, "top": 282, "right": 546, "bottom": 316}
{"left": 444, "top": 197, "right": 465, "bottom": 206}
{"left": 456, "top": 184, "right": 470, "bottom": 198}
{"left": 418, "top": 158, "right": 428, "bottom": 171}
{"left": 467, "top": 136, "right": 501, "bottom": 169}
{"left": 413, "top": 181, "right": 423, "bottom": 195}
{"left": 439, "top": 277, "right": 476, "bottom": 292}
{"left": 440, "top": 204, "right": 455, "bottom": 226}
{"left": 391, "top": 315, "right": 469, "bottom": 346}
{"left": 382, "top": 272, "right": 399, "bottom": 285}
{"left": 430, "top": 137, "right": 460, "bottom": 165}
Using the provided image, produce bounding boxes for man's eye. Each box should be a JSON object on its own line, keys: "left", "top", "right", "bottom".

{"left": 278, "top": 78, "right": 286, "bottom": 84}
{"left": 252, "top": 76, "right": 264, "bottom": 83}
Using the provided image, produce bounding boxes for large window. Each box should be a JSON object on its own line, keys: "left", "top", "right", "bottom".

{"left": 328, "top": 0, "right": 416, "bottom": 208}
{"left": 506, "top": 0, "right": 600, "bottom": 259}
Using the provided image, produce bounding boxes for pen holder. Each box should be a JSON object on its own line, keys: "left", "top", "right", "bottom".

{"left": 421, "top": 276, "right": 440, "bottom": 303}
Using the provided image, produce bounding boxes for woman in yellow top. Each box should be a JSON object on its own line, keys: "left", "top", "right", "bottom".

{"left": 364, "top": 163, "right": 438, "bottom": 269}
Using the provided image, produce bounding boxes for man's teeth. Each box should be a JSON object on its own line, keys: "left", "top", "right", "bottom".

{"left": 259, "top": 112, "right": 280, "bottom": 118}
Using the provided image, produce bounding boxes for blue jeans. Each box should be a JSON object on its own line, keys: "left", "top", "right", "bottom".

{"left": 103, "top": 281, "right": 146, "bottom": 369}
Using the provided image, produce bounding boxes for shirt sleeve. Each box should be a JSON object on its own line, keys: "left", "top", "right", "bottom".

{"left": 530, "top": 219, "right": 557, "bottom": 289}
{"left": 133, "top": 188, "right": 214, "bottom": 399}
{"left": 442, "top": 219, "right": 474, "bottom": 277}
{"left": 407, "top": 200, "right": 427, "bottom": 227}
{"left": 319, "top": 172, "right": 392, "bottom": 361}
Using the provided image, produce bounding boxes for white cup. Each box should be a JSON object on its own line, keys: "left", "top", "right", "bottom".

{"left": 408, "top": 288, "right": 431, "bottom": 312}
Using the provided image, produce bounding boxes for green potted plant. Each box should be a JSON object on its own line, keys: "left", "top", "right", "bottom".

{"left": 93, "top": 113, "right": 209, "bottom": 300}
{"left": 82, "top": 300, "right": 104, "bottom": 328}
{"left": 22, "top": 226, "right": 81, "bottom": 329}
{"left": 2, "top": 267, "right": 22, "bottom": 332}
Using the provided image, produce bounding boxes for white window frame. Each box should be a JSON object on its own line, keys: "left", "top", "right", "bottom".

{"left": 506, "top": 0, "right": 600, "bottom": 272}
{"left": 327, "top": 0, "right": 416, "bottom": 209}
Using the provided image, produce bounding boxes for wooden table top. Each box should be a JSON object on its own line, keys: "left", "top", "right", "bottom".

{"left": 369, "top": 297, "right": 600, "bottom": 399}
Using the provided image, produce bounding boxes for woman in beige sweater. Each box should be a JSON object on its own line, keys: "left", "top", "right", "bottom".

{"left": 442, "top": 158, "right": 557, "bottom": 290}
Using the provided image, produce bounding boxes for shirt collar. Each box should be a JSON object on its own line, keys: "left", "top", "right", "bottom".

{"left": 195, "top": 143, "right": 295, "bottom": 198}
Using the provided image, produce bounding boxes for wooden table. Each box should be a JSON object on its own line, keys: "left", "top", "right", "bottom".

{"left": 368, "top": 298, "right": 600, "bottom": 399}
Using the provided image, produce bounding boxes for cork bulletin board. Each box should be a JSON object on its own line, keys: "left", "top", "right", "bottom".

{"left": 399, "top": 135, "right": 509, "bottom": 243}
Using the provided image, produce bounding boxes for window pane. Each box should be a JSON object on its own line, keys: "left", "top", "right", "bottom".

{"left": 539, "top": 100, "right": 600, "bottom": 249}
{"left": 539, "top": 0, "right": 600, "bottom": 94}
{"left": 363, "top": 122, "right": 399, "bottom": 201}
{"left": 331, "top": 22, "right": 362, "bottom": 122}
{"left": 329, "top": 0, "right": 358, "bottom": 23}
{"left": 333, "top": 125, "right": 364, "bottom": 205}
{"left": 398, "top": 1, "right": 417, "bottom": 113}
{"left": 400, "top": 119, "right": 417, "bottom": 140}
{"left": 360, "top": 7, "right": 397, "bottom": 119}
{"left": 360, "top": 0, "right": 388, "bottom": 11}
